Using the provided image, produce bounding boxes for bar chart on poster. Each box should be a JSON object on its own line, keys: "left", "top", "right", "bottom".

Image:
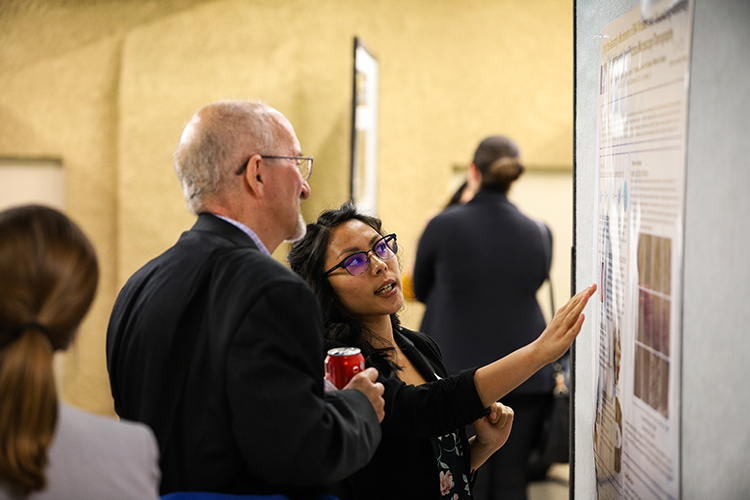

{"left": 592, "top": 2, "right": 692, "bottom": 499}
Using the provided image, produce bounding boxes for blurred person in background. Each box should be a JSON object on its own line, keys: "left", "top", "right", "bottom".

{"left": 413, "top": 136, "right": 556, "bottom": 500}
{"left": 403, "top": 177, "right": 478, "bottom": 300}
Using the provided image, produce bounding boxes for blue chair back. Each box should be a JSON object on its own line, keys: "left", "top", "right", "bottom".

{"left": 162, "top": 494, "right": 288, "bottom": 500}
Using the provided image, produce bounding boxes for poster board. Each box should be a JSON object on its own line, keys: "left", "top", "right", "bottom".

{"left": 592, "top": 1, "right": 693, "bottom": 498}
{"left": 578, "top": 0, "right": 750, "bottom": 497}
{"left": 350, "top": 37, "right": 380, "bottom": 215}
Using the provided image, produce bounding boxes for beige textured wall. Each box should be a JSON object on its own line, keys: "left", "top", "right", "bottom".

{"left": 0, "top": 0, "right": 573, "bottom": 415}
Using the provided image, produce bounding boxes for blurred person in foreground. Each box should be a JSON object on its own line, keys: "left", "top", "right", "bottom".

{"left": 413, "top": 135, "right": 557, "bottom": 500}
{"left": 289, "top": 201, "right": 595, "bottom": 499}
{"left": 0, "top": 205, "right": 160, "bottom": 500}
{"left": 106, "top": 101, "right": 384, "bottom": 498}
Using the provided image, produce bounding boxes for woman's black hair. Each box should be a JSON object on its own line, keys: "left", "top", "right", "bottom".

{"left": 288, "top": 201, "right": 401, "bottom": 376}
{"left": 445, "top": 180, "right": 469, "bottom": 209}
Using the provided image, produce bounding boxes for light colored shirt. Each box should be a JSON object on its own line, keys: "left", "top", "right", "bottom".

{"left": 213, "top": 214, "right": 271, "bottom": 256}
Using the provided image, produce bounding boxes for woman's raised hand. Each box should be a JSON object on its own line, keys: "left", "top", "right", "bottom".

{"left": 533, "top": 283, "right": 597, "bottom": 364}
{"left": 474, "top": 283, "right": 596, "bottom": 409}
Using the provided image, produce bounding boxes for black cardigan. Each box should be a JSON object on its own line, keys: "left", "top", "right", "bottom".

{"left": 328, "top": 327, "right": 489, "bottom": 500}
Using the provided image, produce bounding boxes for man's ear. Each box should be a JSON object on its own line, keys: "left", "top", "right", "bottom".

{"left": 242, "top": 154, "right": 265, "bottom": 197}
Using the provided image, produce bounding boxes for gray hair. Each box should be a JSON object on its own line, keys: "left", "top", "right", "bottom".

{"left": 173, "top": 100, "right": 278, "bottom": 214}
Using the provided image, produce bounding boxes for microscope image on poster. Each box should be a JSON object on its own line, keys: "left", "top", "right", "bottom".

{"left": 635, "top": 233, "right": 672, "bottom": 418}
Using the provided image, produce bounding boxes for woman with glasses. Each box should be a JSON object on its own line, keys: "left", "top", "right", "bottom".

{"left": 288, "top": 202, "right": 595, "bottom": 500}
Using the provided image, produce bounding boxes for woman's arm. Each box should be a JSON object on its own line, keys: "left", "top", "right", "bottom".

{"left": 473, "top": 284, "right": 596, "bottom": 407}
{"left": 334, "top": 284, "right": 593, "bottom": 441}
{"left": 377, "top": 367, "right": 488, "bottom": 438}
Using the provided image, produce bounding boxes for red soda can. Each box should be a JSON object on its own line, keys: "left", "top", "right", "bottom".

{"left": 325, "top": 347, "right": 365, "bottom": 389}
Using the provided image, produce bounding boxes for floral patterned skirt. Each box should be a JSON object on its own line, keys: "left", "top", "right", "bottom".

{"left": 433, "top": 430, "right": 472, "bottom": 499}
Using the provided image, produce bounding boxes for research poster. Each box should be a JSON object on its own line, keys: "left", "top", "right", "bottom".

{"left": 593, "top": 2, "right": 693, "bottom": 499}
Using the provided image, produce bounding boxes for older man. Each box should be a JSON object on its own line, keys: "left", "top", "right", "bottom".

{"left": 106, "top": 101, "right": 384, "bottom": 497}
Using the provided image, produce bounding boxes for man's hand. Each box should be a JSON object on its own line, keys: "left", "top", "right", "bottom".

{"left": 344, "top": 367, "right": 385, "bottom": 423}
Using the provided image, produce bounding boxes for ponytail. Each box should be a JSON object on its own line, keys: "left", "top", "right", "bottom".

{"left": 0, "top": 326, "right": 58, "bottom": 495}
{"left": 0, "top": 205, "right": 99, "bottom": 495}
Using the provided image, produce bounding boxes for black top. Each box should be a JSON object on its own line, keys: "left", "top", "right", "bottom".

{"left": 413, "top": 190, "right": 554, "bottom": 393}
{"left": 327, "top": 327, "right": 489, "bottom": 500}
{"left": 106, "top": 214, "right": 381, "bottom": 498}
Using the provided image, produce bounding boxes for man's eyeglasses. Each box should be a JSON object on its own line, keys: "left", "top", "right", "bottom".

{"left": 324, "top": 234, "right": 398, "bottom": 277}
{"left": 235, "top": 155, "right": 314, "bottom": 180}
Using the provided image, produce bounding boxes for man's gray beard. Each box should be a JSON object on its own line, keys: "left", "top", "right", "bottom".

{"left": 284, "top": 212, "right": 307, "bottom": 243}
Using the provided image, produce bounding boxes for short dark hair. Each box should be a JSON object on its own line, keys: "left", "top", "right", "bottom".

{"left": 288, "top": 202, "right": 401, "bottom": 375}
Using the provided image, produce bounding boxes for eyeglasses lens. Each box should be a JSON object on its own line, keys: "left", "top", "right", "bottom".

{"left": 298, "top": 158, "right": 312, "bottom": 180}
{"left": 343, "top": 235, "right": 397, "bottom": 276}
{"left": 375, "top": 236, "right": 397, "bottom": 259}
{"left": 343, "top": 253, "right": 369, "bottom": 276}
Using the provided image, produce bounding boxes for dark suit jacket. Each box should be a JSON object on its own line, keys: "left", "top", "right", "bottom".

{"left": 413, "top": 190, "right": 554, "bottom": 393}
{"left": 329, "top": 328, "right": 488, "bottom": 500}
{"left": 106, "top": 214, "right": 381, "bottom": 498}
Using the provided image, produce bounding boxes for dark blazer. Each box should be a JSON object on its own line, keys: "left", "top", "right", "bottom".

{"left": 413, "top": 190, "right": 554, "bottom": 393}
{"left": 329, "top": 328, "right": 488, "bottom": 500}
{"left": 106, "top": 214, "right": 381, "bottom": 498}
